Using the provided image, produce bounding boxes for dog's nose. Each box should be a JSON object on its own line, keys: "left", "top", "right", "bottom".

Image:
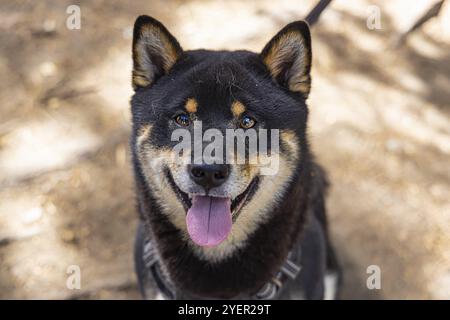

{"left": 188, "top": 164, "right": 230, "bottom": 191}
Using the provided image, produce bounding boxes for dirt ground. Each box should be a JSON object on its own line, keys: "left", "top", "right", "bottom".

{"left": 0, "top": 0, "right": 449, "bottom": 299}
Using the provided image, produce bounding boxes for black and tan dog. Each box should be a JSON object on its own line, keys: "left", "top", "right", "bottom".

{"left": 131, "top": 15, "right": 341, "bottom": 300}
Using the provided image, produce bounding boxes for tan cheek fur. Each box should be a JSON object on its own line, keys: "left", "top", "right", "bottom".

{"left": 136, "top": 125, "right": 188, "bottom": 233}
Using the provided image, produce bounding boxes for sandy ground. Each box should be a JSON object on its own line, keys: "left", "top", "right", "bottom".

{"left": 0, "top": 0, "right": 449, "bottom": 299}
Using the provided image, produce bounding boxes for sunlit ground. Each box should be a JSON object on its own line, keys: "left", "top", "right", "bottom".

{"left": 0, "top": 0, "right": 449, "bottom": 299}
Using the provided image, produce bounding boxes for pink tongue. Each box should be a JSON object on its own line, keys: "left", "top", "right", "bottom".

{"left": 186, "top": 196, "right": 232, "bottom": 247}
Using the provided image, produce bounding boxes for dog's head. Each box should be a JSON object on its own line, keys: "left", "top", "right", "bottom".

{"left": 131, "top": 16, "right": 311, "bottom": 258}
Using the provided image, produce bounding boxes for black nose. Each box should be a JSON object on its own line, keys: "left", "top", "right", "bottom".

{"left": 188, "top": 164, "right": 230, "bottom": 191}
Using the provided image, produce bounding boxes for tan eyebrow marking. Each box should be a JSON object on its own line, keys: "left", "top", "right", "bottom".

{"left": 231, "top": 101, "right": 246, "bottom": 117}
{"left": 185, "top": 98, "right": 198, "bottom": 113}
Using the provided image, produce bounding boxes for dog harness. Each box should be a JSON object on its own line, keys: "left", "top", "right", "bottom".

{"left": 140, "top": 233, "right": 302, "bottom": 300}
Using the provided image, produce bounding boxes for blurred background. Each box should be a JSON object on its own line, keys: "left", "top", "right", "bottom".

{"left": 0, "top": 0, "right": 449, "bottom": 299}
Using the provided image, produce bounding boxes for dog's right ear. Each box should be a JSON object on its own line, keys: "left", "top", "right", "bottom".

{"left": 132, "top": 15, "right": 183, "bottom": 90}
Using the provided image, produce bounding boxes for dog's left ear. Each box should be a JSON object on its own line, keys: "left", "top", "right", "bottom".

{"left": 132, "top": 15, "right": 183, "bottom": 90}
{"left": 260, "top": 21, "right": 312, "bottom": 98}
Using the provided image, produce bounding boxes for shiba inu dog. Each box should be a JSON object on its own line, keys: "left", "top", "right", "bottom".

{"left": 131, "top": 15, "right": 341, "bottom": 299}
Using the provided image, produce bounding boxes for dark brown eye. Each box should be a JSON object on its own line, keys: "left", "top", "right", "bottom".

{"left": 240, "top": 115, "right": 256, "bottom": 129}
{"left": 174, "top": 113, "right": 190, "bottom": 127}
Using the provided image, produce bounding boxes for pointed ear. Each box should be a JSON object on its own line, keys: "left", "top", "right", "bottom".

{"left": 260, "top": 21, "right": 312, "bottom": 98}
{"left": 132, "top": 15, "right": 183, "bottom": 90}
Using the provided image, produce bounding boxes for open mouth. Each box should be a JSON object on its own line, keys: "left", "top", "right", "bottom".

{"left": 165, "top": 169, "right": 259, "bottom": 247}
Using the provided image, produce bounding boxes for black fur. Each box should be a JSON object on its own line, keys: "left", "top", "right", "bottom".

{"left": 130, "top": 16, "right": 340, "bottom": 299}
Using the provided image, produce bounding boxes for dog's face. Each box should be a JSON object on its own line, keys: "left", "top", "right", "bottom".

{"left": 131, "top": 16, "right": 312, "bottom": 260}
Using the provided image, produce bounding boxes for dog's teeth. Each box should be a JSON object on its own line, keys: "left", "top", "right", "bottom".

{"left": 188, "top": 194, "right": 193, "bottom": 200}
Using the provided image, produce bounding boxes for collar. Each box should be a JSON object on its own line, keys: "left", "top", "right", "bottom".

{"left": 142, "top": 236, "right": 302, "bottom": 300}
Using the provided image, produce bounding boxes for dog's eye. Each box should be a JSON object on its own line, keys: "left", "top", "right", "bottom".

{"left": 240, "top": 115, "right": 256, "bottom": 129}
{"left": 174, "top": 113, "right": 190, "bottom": 127}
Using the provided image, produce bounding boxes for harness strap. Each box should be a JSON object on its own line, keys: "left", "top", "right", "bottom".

{"left": 142, "top": 236, "right": 302, "bottom": 300}
{"left": 253, "top": 250, "right": 302, "bottom": 299}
